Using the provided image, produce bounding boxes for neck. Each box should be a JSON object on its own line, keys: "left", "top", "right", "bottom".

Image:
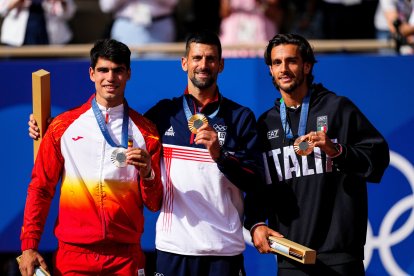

{"left": 188, "top": 84, "right": 217, "bottom": 107}
{"left": 281, "top": 86, "right": 309, "bottom": 107}
{"left": 95, "top": 96, "right": 124, "bottom": 109}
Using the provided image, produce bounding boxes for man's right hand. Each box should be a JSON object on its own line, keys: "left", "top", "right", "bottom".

{"left": 19, "top": 249, "right": 48, "bottom": 276}
{"left": 252, "top": 225, "right": 283, "bottom": 254}
{"left": 28, "top": 114, "right": 40, "bottom": 140}
{"left": 28, "top": 114, "right": 53, "bottom": 140}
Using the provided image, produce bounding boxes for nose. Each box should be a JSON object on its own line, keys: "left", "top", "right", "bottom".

{"left": 107, "top": 70, "right": 116, "bottom": 81}
{"left": 199, "top": 57, "right": 207, "bottom": 69}
{"left": 280, "top": 61, "right": 289, "bottom": 72}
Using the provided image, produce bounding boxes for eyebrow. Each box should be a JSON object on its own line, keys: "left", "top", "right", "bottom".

{"left": 96, "top": 65, "right": 127, "bottom": 71}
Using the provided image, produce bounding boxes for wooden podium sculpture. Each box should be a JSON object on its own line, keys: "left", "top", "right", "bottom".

{"left": 32, "top": 69, "right": 51, "bottom": 162}
{"left": 15, "top": 70, "right": 52, "bottom": 275}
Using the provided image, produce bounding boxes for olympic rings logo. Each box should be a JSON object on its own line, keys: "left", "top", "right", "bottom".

{"left": 213, "top": 124, "right": 227, "bottom": 132}
{"left": 364, "top": 150, "right": 414, "bottom": 276}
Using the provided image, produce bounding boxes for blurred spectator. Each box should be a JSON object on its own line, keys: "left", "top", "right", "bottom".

{"left": 374, "top": 0, "right": 414, "bottom": 53}
{"left": 0, "top": 0, "right": 76, "bottom": 46}
{"left": 219, "top": 0, "right": 283, "bottom": 57}
{"left": 283, "top": 0, "right": 323, "bottom": 38}
{"left": 321, "top": 0, "right": 378, "bottom": 39}
{"left": 99, "top": 0, "right": 178, "bottom": 46}
{"left": 174, "top": 0, "right": 221, "bottom": 42}
{"left": 374, "top": 0, "right": 413, "bottom": 39}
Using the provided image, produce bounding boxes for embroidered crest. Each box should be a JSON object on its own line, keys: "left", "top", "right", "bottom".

{"left": 214, "top": 124, "right": 227, "bottom": 146}
{"left": 317, "top": 116, "right": 328, "bottom": 133}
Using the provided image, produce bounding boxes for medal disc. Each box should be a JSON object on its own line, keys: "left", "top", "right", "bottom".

{"left": 111, "top": 148, "right": 127, "bottom": 167}
{"left": 293, "top": 136, "right": 314, "bottom": 156}
{"left": 188, "top": 114, "right": 208, "bottom": 134}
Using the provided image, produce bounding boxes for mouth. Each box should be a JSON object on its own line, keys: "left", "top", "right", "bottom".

{"left": 279, "top": 75, "right": 293, "bottom": 83}
{"left": 196, "top": 70, "right": 210, "bottom": 78}
{"left": 103, "top": 84, "right": 118, "bottom": 92}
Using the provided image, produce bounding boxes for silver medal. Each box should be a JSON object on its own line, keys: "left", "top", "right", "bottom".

{"left": 111, "top": 148, "right": 127, "bottom": 168}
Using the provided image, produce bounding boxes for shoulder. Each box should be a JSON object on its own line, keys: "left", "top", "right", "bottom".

{"left": 49, "top": 101, "right": 90, "bottom": 131}
{"left": 258, "top": 105, "right": 277, "bottom": 123}
{"left": 145, "top": 97, "right": 182, "bottom": 119}
{"left": 221, "top": 96, "right": 255, "bottom": 117}
{"left": 312, "top": 83, "right": 355, "bottom": 108}
{"left": 129, "top": 108, "right": 160, "bottom": 138}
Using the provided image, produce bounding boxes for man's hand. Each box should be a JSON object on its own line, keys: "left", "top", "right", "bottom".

{"left": 126, "top": 148, "right": 152, "bottom": 179}
{"left": 194, "top": 124, "right": 221, "bottom": 160}
{"left": 251, "top": 225, "right": 283, "bottom": 254}
{"left": 28, "top": 114, "right": 53, "bottom": 140}
{"left": 306, "top": 131, "right": 339, "bottom": 157}
{"left": 19, "top": 249, "right": 48, "bottom": 276}
{"left": 28, "top": 114, "right": 40, "bottom": 140}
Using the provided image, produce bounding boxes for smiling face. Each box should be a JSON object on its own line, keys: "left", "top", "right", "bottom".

{"left": 269, "top": 44, "right": 311, "bottom": 95}
{"left": 89, "top": 57, "right": 131, "bottom": 108}
{"left": 182, "top": 42, "right": 224, "bottom": 91}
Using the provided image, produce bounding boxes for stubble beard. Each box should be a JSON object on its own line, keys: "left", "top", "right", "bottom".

{"left": 190, "top": 74, "right": 215, "bottom": 90}
{"left": 272, "top": 72, "right": 305, "bottom": 94}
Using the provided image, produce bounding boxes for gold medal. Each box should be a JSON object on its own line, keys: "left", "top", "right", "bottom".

{"left": 293, "top": 136, "right": 314, "bottom": 156}
{"left": 188, "top": 113, "right": 208, "bottom": 134}
{"left": 111, "top": 148, "right": 127, "bottom": 168}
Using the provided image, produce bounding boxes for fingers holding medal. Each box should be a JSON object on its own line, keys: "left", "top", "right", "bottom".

{"left": 294, "top": 131, "right": 317, "bottom": 156}
{"left": 126, "top": 148, "right": 152, "bottom": 176}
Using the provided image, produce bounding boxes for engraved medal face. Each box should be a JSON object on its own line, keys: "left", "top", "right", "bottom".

{"left": 294, "top": 136, "right": 314, "bottom": 156}
{"left": 111, "top": 148, "right": 127, "bottom": 168}
{"left": 188, "top": 114, "right": 208, "bottom": 134}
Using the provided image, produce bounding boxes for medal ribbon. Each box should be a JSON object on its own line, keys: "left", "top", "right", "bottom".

{"left": 182, "top": 95, "right": 221, "bottom": 123}
{"left": 280, "top": 90, "right": 311, "bottom": 139}
{"left": 92, "top": 97, "right": 129, "bottom": 148}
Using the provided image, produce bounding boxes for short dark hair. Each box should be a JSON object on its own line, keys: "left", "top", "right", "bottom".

{"left": 90, "top": 39, "right": 131, "bottom": 70}
{"left": 264, "top": 34, "right": 317, "bottom": 86}
{"left": 184, "top": 30, "right": 222, "bottom": 59}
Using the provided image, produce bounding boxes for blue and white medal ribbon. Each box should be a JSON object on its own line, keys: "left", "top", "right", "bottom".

{"left": 183, "top": 95, "right": 220, "bottom": 134}
{"left": 92, "top": 97, "right": 129, "bottom": 167}
{"left": 280, "top": 90, "right": 314, "bottom": 156}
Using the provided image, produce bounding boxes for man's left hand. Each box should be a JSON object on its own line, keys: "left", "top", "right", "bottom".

{"left": 194, "top": 124, "right": 221, "bottom": 160}
{"left": 126, "top": 148, "right": 152, "bottom": 178}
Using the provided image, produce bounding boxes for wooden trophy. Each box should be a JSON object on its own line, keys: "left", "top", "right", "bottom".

{"left": 268, "top": 236, "right": 317, "bottom": 264}
{"left": 32, "top": 69, "right": 51, "bottom": 162}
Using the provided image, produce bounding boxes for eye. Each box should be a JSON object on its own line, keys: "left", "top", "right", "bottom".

{"left": 114, "top": 67, "right": 126, "bottom": 74}
{"left": 273, "top": 60, "right": 281, "bottom": 66}
{"left": 97, "top": 68, "right": 109, "bottom": 73}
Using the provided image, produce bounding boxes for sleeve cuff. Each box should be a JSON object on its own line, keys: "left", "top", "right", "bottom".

{"left": 250, "top": 222, "right": 267, "bottom": 236}
{"left": 21, "top": 238, "right": 39, "bottom": 251}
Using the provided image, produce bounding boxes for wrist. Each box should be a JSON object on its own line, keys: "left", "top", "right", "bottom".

{"left": 143, "top": 168, "right": 155, "bottom": 181}
{"left": 215, "top": 148, "right": 229, "bottom": 165}
{"left": 328, "top": 143, "right": 342, "bottom": 158}
{"left": 250, "top": 222, "right": 267, "bottom": 237}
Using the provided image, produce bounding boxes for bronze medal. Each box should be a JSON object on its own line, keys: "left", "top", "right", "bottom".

{"left": 188, "top": 113, "right": 208, "bottom": 134}
{"left": 293, "top": 136, "right": 314, "bottom": 156}
{"left": 111, "top": 148, "right": 127, "bottom": 168}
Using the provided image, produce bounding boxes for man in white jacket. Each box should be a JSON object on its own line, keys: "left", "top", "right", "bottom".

{"left": 0, "top": 0, "right": 76, "bottom": 46}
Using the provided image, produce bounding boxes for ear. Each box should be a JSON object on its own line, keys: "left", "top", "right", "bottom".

{"left": 89, "top": 67, "right": 95, "bottom": 82}
{"left": 268, "top": 65, "right": 274, "bottom": 76}
{"left": 181, "top": 56, "right": 188, "bottom": 72}
{"left": 218, "top": 58, "right": 224, "bottom": 73}
{"left": 127, "top": 68, "right": 131, "bottom": 80}
{"left": 304, "top": 62, "right": 312, "bottom": 75}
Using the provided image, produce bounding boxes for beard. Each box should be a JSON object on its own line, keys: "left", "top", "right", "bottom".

{"left": 190, "top": 70, "right": 216, "bottom": 90}
{"left": 272, "top": 68, "right": 306, "bottom": 94}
